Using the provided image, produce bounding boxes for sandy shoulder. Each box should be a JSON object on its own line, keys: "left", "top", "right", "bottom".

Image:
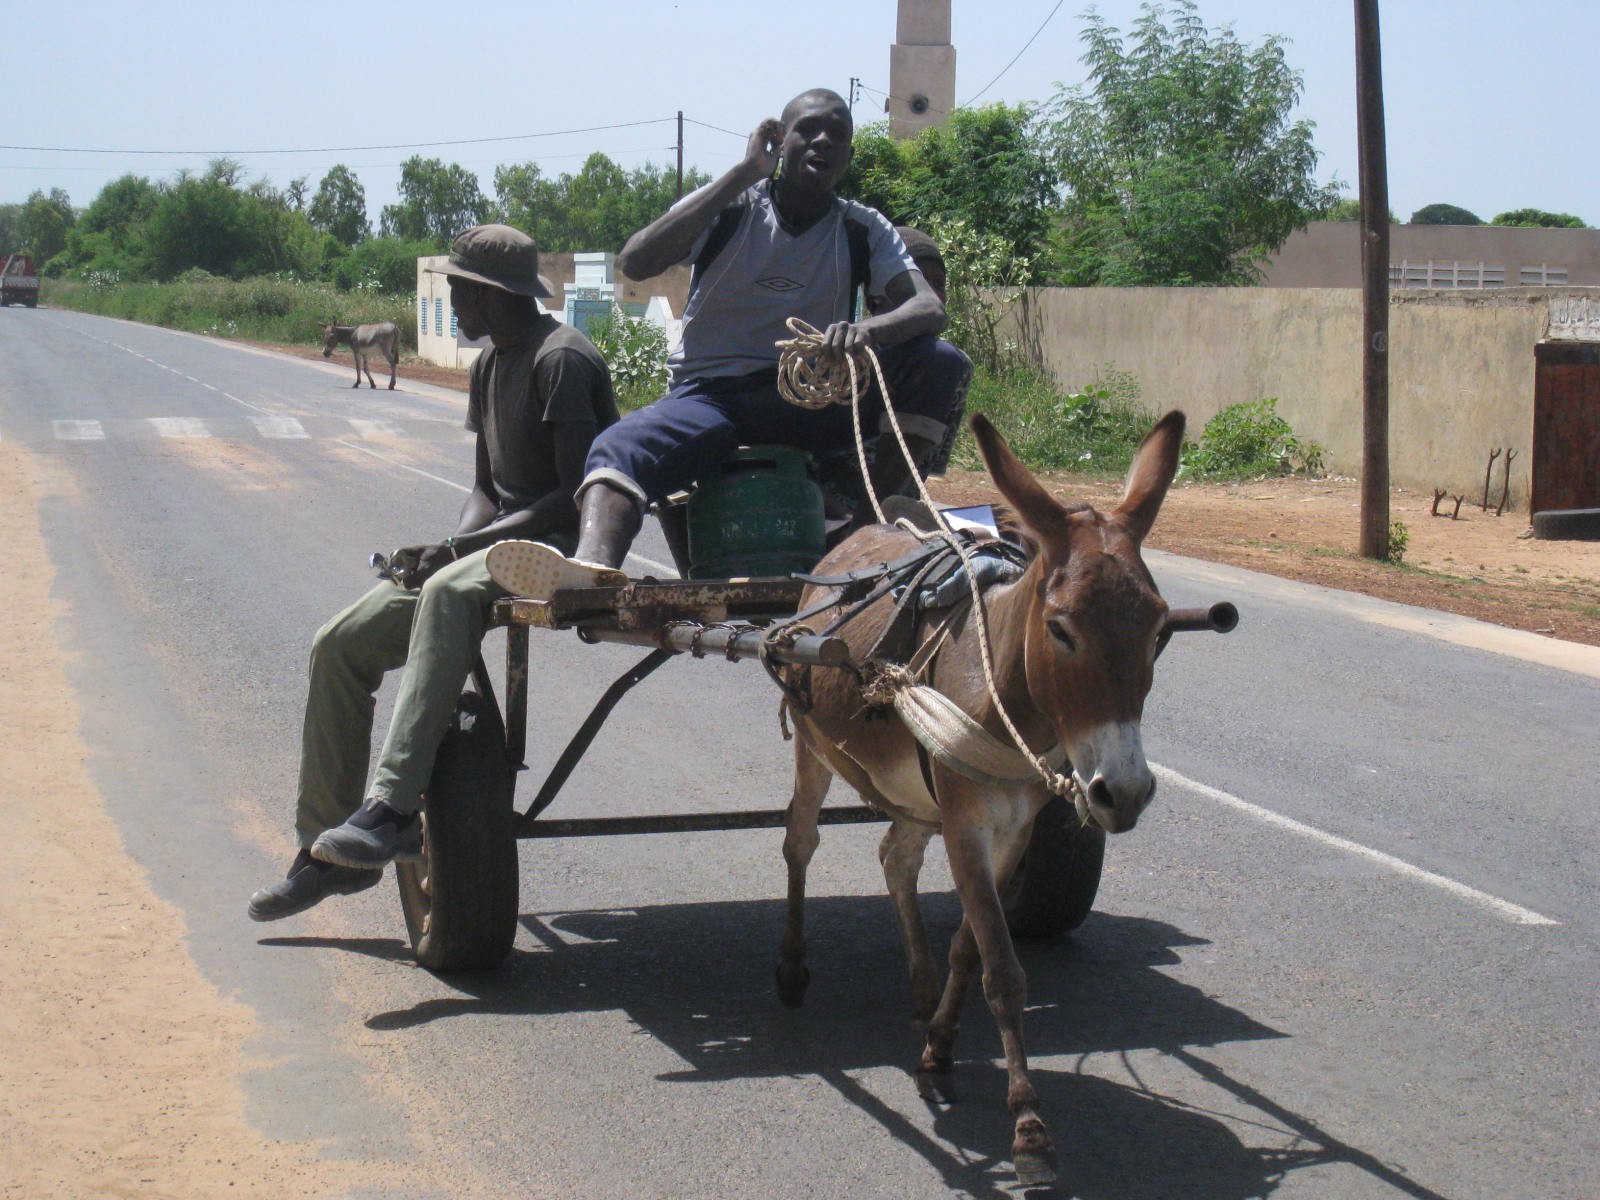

{"left": 0, "top": 443, "right": 363, "bottom": 1199}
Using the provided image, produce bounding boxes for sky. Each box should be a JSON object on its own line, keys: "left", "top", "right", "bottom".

{"left": 7, "top": 1, "right": 1597, "bottom": 228}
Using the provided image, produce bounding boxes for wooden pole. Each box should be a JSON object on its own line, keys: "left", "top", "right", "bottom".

{"left": 675, "top": 110, "right": 684, "bottom": 200}
{"left": 1355, "top": 0, "right": 1391, "bottom": 560}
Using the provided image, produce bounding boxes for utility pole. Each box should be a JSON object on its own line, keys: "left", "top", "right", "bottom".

{"left": 848, "top": 77, "right": 860, "bottom": 114}
{"left": 675, "top": 110, "right": 684, "bottom": 200}
{"left": 1355, "top": 0, "right": 1391, "bottom": 561}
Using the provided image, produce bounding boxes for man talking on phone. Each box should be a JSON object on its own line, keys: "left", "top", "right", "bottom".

{"left": 484, "top": 87, "right": 969, "bottom": 602}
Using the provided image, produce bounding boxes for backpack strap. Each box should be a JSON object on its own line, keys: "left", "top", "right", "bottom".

{"left": 689, "top": 204, "right": 746, "bottom": 296}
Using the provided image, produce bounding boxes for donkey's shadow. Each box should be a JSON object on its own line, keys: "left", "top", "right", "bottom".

{"left": 354, "top": 895, "right": 1444, "bottom": 1198}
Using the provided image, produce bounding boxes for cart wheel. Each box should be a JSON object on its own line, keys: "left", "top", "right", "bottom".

{"left": 1002, "top": 795, "right": 1106, "bottom": 939}
{"left": 396, "top": 690, "right": 519, "bottom": 971}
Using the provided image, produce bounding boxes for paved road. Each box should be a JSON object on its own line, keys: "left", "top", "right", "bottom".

{"left": 5, "top": 308, "right": 1596, "bottom": 1199}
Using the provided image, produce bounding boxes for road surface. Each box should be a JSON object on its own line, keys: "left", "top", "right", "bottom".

{"left": 3, "top": 308, "right": 1595, "bottom": 1199}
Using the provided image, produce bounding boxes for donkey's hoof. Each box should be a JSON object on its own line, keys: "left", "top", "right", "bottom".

{"left": 915, "top": 1061, "right": 957, "bottom": 1105}
{"left": 1013, "top": 1149, "right": 1058, "bottom": 1188}
{"left": 775, "top": 962, "right": 810, "bottom": 1009}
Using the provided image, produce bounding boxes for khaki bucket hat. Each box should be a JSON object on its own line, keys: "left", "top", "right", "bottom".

{"left": 428, "top": 224, "right": 554, "bottom": 298}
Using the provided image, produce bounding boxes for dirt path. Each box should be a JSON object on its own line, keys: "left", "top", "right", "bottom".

{"left": 0, "top": 445, "right": 375, "bottom": 1199}
{"left": 936, "top": 470, "right": 1600, "bottom": 649}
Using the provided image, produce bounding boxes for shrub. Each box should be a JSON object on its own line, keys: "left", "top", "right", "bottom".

{"left": 45, "top": 275, "right": 417, "bottom": 351}
{"left": 587, "top": 306, "right": 669, "bottom": 412}
{"left": 1180, "top": 398, "right": 1324, "bottom": 480}
{"left": 953, "top": 362, "right": 1152, "bottom": 476}
{"left": 1385, "top": 520, "right": 1409, "bottom": 564}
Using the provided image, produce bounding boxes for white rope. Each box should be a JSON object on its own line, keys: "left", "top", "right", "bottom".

{"left": 773, "top": 318, "right": 1081, "bottom": 803}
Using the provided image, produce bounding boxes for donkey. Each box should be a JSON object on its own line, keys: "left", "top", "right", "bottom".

{"left": 776, "top": 410, "right": 1184, "bottom": 1186}
{"left": 321, "top": 321, "right": 399, "bottom": 390}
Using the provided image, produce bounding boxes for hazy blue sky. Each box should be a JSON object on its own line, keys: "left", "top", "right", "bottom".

{"left": 7, "top": 1, "right": 1595, "bottom": 226}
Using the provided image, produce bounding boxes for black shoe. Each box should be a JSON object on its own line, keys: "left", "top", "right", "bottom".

{"left": 247, "top": 848, "right": 382, "bottom": 922}
{"left": 310, "top": 797, "right": 423, "bottom": 869}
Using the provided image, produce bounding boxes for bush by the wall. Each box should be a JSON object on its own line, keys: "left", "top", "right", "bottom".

{"left": 1180, "top": 398, "right": 1324, "bottom": 480}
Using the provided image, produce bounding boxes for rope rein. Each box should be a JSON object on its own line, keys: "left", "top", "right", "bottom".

{"left": 772, "top": 318, "right": 1080, "bottom": 803}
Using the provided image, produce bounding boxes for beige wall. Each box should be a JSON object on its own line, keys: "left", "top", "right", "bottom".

{"left": 1262, "top": 222, "right": 1600, "bottom": 288}
{"left": 1009, "top": 286, "right": 1600, "bottom": 500}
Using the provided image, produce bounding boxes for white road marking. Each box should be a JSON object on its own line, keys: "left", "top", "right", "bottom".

{"left": 1151, "top": 763, "right": 1560, "bottom": 926}
{"left": 250, "top": 416, "right": 309, "bottom": 439}
{"left": 348, "top": 419, "right": 404, "bottom": 439}
{"left": 149, "top": 417, "right": 210, "bottom": 438}
{"left": 54, "top": 419, "right": 105, "bottom": 441}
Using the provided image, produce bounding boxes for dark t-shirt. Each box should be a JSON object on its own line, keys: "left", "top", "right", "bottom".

{"left": 464, "top": 314, "right": 619, "bottom": 522}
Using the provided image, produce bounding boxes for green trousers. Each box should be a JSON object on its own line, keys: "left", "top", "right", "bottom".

{"left": 293, "top": 548, "right": 505, "bottom": 847}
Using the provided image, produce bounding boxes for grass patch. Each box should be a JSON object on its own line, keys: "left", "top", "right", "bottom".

{"left": 43, "top": 275, "right": 418, "bottom": 352}
{"left": 952, "top": 362, "right": 1153, "bottom": 476}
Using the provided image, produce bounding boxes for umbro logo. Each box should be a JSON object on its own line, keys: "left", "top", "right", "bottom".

{"left": 756, "top": 276, "right": 804, "bottom": 294}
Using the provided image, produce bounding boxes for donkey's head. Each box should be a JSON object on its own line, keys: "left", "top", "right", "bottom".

{"left": 320, "top": 323, "right": 339, "bottom": 357}
{"left": 972, "top": 410, "right": 1184, "bottom": 834}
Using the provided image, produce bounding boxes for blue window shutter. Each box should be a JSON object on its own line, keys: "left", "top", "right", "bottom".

{"left": 434, "top": 298, "right": 443, "bottom": 336}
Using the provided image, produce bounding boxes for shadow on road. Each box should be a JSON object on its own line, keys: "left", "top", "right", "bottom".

{"left": 332, "top": 893, "right": 1447, "bottom": 1199}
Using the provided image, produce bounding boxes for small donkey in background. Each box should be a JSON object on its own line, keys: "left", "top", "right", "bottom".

{"left": 321, "top": 321, "right": 399, "bottom": 390}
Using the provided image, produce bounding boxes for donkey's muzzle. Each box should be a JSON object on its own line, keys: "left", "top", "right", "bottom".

{"left": 1081, "top": 768, "right": 1155, "bottom": 834}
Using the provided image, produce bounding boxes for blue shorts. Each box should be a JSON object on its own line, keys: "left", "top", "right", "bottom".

{"left": 582, "top": 334, "right": 971, "bottom": 505}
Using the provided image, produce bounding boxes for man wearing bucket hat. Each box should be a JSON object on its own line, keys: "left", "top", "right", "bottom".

{"left": 481, "top": 86, "right": 969, "bottom": 600}
{"left": 248, "top": 224, "right": 619, "bottom": 920}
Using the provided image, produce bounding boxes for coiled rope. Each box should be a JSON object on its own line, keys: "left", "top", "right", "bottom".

{"left": 772, "top": 317, "right": 1081, "bottom": 803}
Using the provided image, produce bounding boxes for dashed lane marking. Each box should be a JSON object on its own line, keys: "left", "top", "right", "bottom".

{"left": 53, "top": 419, "right": 105, "bottom": 442}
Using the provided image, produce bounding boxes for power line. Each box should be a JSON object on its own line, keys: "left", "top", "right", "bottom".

{"left": 0, "top": 118, "right": 675, "bottom": 157}
{"left": 963, "top": 0, "right": 1067, "bottom": 106}
{"left": 681, "top": 117, "right": 746, "bottom": 140}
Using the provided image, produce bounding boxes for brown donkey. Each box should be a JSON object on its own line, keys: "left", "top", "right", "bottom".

{"left": 777, "top": 410, "right": 1184, "bottom": 1186}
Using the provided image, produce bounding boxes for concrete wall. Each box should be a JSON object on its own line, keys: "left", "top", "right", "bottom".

{"left": 1262, "top": 222, "right": 1600, "bottom": 288}
{"left": 1008, "top": 286, "right": 1600, "bottom": 501}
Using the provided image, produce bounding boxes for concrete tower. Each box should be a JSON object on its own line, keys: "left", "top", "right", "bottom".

{"left": 887, "top": 0, "right": 955, "bottom": 139}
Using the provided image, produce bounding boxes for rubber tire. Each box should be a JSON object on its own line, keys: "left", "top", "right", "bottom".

{"left": 396, "top": 690, "right": 519, "bottom": 971}
{"left": 1002, "top": 795, "right": 1106, "bottom": 939}
{"left": 1531, "top": 508, "right": 1600, "bottom": 542}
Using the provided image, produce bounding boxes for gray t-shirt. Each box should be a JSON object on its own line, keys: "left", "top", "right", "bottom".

{"left": 668, "top": 179, "right": 916, "bottom": 382}
{"left": 465, "top": 315, "right": 619, "bottom": 515}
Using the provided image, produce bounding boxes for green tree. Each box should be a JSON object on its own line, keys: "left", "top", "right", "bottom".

{"left": 1042, "top": 0, "right": 1337, "bottom": 285}
{"left": 144, "top": 173, "right": 273, "bottom": 278}
{"left": 841, "top": 105, "right": 1058, "bottom": 273}
{"left": 19, "top": 188, "right": 76, "bottom": 268}
{"left": 495, "top": 154, "right": 708, "bottom": 252}
{"left": 919, "top": 215, "right": 1034, "bottom": 372}
{"left": 379, "top": 157, "right": 489, "bottom": 247}
{"left": 1318, "top": 196, "right": 1395, "bottom": 223}
{"left": 56, "top": 174, "right": 160, "bottom": 278}
{"left": 1408, "top": 203, "right": 1482, "bottom": 225}
{"left": 0, "top": 203, "right": 22, "bottom": 257}
{"left": 309, "top": 164, "right": 371, "bottom": 246}
{"left": 330, "top": 236, "right": 436, "bottom": 293}
{"left": 1490, "top": 208, "right": 1587, "bottom": 228}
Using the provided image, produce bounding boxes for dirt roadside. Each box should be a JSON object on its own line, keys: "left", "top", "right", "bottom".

{"left": 286, "top": 341, "right": 1600, "bottom": 649}
{"left": 0, "top": 445, "right": 411, "bottom": 1200}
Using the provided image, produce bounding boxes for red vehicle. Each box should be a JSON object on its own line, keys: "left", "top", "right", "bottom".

{"left": 1, "top": 252, "right": 39, "bottom": 307}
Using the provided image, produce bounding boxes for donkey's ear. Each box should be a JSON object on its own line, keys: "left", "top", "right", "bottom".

{"left": 1114, "top": 410, "right": 1185, "bottom": 544}
{"left": 972, "top": 414, "right": 1068, "bottom": 543}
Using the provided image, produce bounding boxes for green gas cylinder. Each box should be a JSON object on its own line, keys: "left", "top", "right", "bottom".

{"left": 685, "top": 446, "right": 827, "bottom": 579}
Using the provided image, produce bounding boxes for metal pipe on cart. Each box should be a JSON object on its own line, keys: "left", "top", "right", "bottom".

{"left": 576, "top": 622, "right": 851, "bottom": 667}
